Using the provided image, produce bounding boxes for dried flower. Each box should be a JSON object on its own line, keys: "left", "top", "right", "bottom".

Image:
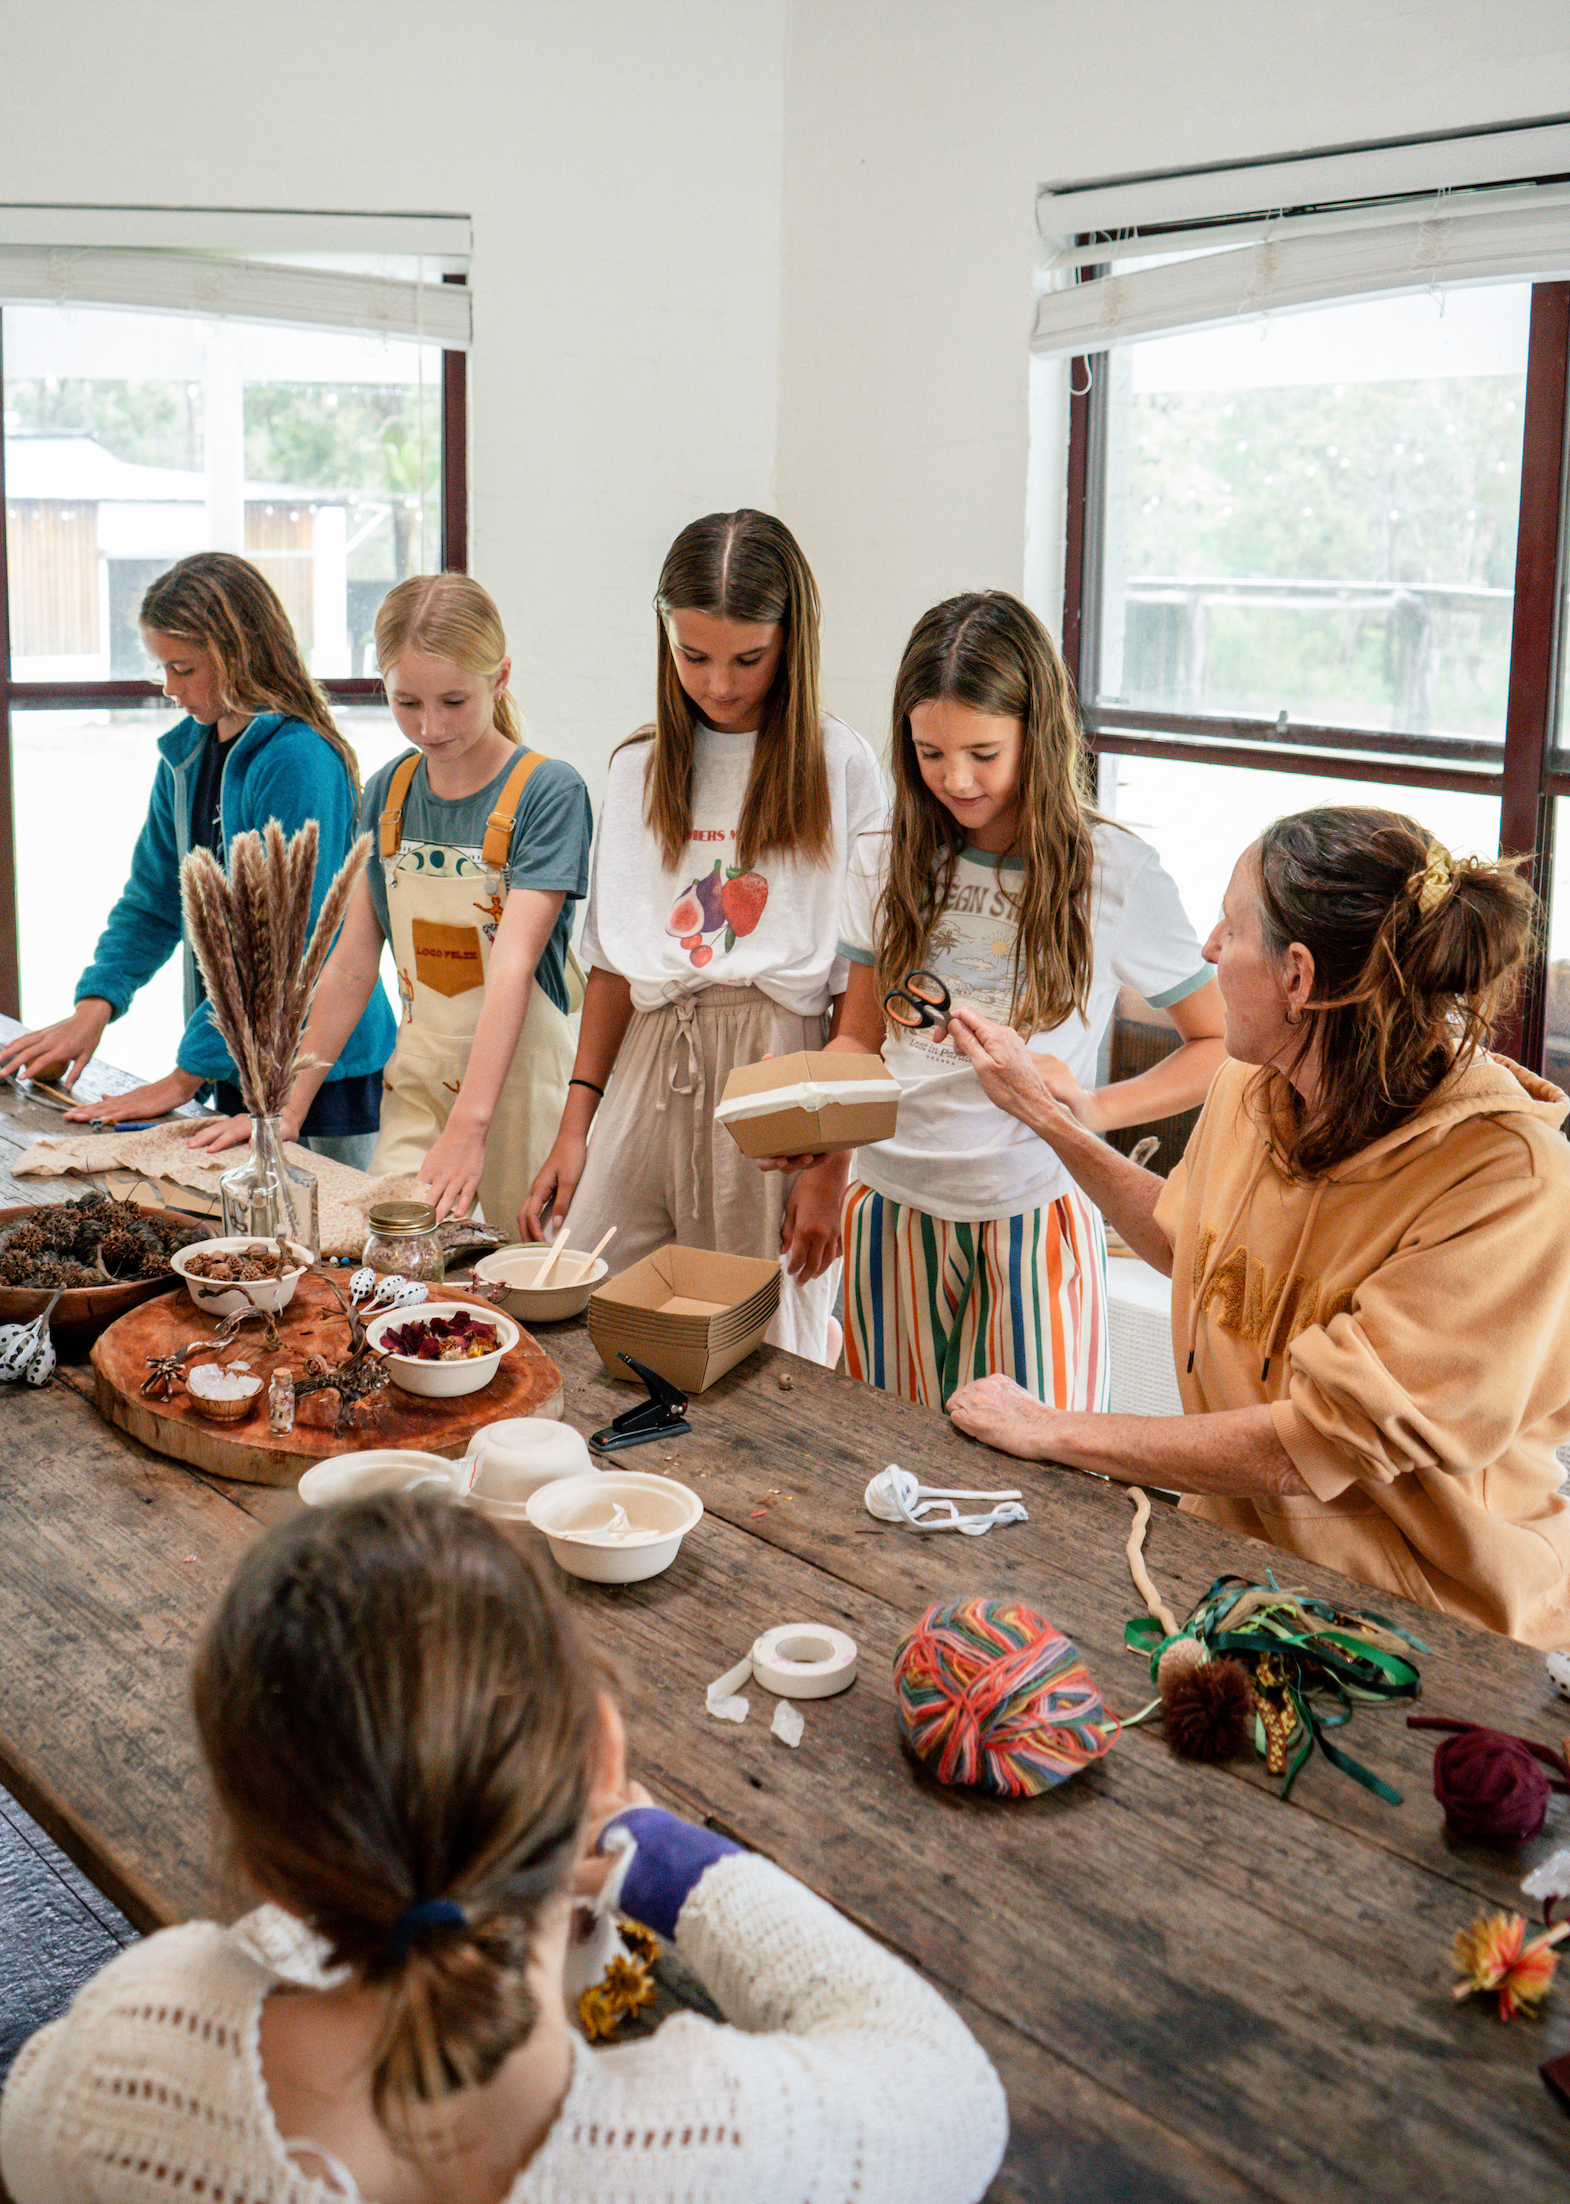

{"left": 1450, "top": 1909, "right": 1570, "bottom": 2020}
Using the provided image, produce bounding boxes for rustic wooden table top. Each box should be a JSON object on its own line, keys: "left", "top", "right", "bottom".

{"left": 0, "top": 1050, "right": 1567, "bottom": 2203}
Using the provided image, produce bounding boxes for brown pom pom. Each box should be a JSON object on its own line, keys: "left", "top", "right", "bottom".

{"left": 1162, "top": 1656, "right": 1253, "bottom": 1762}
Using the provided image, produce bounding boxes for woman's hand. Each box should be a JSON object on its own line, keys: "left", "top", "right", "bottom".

{"left": 520, "top": 1132, "right": 587, "bottom": 1242}
{"left": 945, "top": 1005, "right": 1103, "bottom": 1136}
{"left": 62, "top": 1069, "right": 204, "bottom": 1125}
{"left": 948, "top": 1372, "right": 1066, "bottom": 1460}
{"left": 0, "top": 1000, "right": 112, "bottom": 1089}
{"left": 780, "top": 1155, "right": 847, "bottom": 1281}
{"left": 417, "top": 1115, "right": 488, "bottom": 1224}
{"left": 185, "top": 1111, "right": 284, "bottom": 1154}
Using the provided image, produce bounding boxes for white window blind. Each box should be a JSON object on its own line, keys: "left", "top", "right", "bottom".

{"left": 1033, "top": 120, "right": 1570, "bottom": 357}
{"left": 0, "top": 208, "right": 471, "bottom": 347}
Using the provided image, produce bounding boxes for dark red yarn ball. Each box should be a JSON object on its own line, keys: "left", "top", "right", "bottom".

{"left": 1416, "top": 1721, "right": 1557, "bottom": 1844}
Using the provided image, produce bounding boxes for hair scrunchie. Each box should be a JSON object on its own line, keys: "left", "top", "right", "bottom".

{"left": 388, "top": 1896, "right": 467, "bottom": 1958}
{"left": 1410, "top": 842, "right": 1456, "bottom": 918}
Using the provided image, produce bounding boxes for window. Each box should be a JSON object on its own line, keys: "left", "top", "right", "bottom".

{"left": 1041, "top": 125, "right": 1570, "bottom": 1074}
{"left": 0, "top": 219, "right": 470, "bottom": 1071}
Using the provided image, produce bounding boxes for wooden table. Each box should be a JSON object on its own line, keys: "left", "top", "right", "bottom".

{"left": 0, "top": 1072, "right": 1567, "bottom": 2202}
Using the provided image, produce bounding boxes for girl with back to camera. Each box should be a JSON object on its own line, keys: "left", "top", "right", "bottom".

{"left": 0, "top": 552, "right": 395, "bottom": 1161}
{"left": 0, "top": 1492, "right": 1008, "bottom": 2203}
{"left": 823, "top": 589, "right": 1225, "bottom": 1409}
{"left": 193, "top": 575, "right": 593, "bottom": 1228}
{"left": 521, "top": 510, "right": 886, "bottom": 1362}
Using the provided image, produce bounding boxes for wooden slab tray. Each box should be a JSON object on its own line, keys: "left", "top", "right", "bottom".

{"left": 90, "top": 1277, "right": 563, "bottom": 1487}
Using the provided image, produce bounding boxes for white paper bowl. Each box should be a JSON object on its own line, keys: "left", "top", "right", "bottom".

{"left": 297, "top": 1449, "right": 462, "bottom": 1507}
{"left": 473, "top": 1245, "right": 610, "bottom": 1322}
{"left": 464, "top": 1417, "right": 599, "bottom": 1516}
{"left": 170, "top": 1236, "right": 313, "bottom": 1316}
{"left": 363, "top": 1300, "right": 519, "bottom": 1397}
{"left": 524, "top": 1470, "right": 702, "bottom": 1583}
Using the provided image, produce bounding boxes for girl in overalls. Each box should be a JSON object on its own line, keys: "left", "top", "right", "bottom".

{"left": 197, "top": 575, "right": 592, "bottom": 1226}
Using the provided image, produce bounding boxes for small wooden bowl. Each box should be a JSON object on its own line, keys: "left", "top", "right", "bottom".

{"left": 185, "top": 1364, "right": 264, "bottom": 1422}
{"left": 0, "top": 1204, "right": 208, "bottom": 1343}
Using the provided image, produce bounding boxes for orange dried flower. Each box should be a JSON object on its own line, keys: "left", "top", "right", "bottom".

{"left": 1450, "top": 1910, "right": 1570, "bottom": 2021}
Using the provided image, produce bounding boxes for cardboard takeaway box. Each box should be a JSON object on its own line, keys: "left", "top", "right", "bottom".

{"left": 714, "top": 1051, "right": 899, "bottom": 1160}
{"left": 587, "top": 1244, "right": 782, "bottom": 1392}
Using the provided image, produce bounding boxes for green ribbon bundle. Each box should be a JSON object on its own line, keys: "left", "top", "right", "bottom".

{"left": 1127, "top": 1573, "right": 1427, "bottom": 1804}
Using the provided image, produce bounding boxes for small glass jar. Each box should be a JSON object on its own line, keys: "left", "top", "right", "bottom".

{"left": 362, "top": 1200, "right": 446, "bottom": 1284}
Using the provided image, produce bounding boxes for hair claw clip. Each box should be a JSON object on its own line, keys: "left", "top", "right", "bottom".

{"left": 589, "top": 1354, "right": 692, "bottom": 1452}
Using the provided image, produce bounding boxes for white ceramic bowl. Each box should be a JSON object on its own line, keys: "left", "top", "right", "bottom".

{"left": 464, "top": 1417, "right": 599, "bottom": 1517}
{"left": 525, "top": 1470, "right": 703, "bottom": 1583}
{"left": 170, "top": 1236, "right": 313, "bottom": 1316}
{"left": 473, "top": 1245, "right": 610, "bottom": 1322}
{"left": 364, "top": 1299, "right": 519, "bottom": 1398}
{"left": 297, "top": 1449, "right": 462, "bottom": 1506}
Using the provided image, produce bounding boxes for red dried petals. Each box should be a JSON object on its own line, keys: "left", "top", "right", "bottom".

{"left": 380, "top": 1312, "right": 500, "bottom": 1362}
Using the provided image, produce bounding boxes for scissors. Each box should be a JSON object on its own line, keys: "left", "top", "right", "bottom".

{"left": 883, "top": 969, "right": 951, "bottom": 1032}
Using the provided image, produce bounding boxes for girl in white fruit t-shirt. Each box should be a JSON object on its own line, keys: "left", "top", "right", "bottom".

{"left": 520, "top": 510, "right": 886, "bottom": 1363}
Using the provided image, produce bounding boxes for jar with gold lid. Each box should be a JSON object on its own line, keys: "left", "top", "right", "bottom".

{"left": 362, "top": 1200, "right": 446, "bottom": 1284}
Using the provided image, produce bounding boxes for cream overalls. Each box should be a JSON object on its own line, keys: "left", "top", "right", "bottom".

{"left": 370, "top": 749, "right": 573, "bottom": 1231}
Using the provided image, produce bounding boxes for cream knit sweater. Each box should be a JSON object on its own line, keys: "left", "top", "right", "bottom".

{"left": 0, "top": 1849, "right": 1007, "bottom": 2204}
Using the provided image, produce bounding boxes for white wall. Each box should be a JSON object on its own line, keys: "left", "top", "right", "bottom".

{"left": 1, "top": 0, "right": 787, "bottom": 794}
{"left": 776, "top": 0, "right": 1570, "bottom": 748}
{"left": 6, "top": 0, "right": 1570, "bottom": 781}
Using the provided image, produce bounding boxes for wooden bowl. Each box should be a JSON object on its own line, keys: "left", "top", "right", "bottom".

{"left": 0, "top": 1203, "right": 210, "bottom": 1343}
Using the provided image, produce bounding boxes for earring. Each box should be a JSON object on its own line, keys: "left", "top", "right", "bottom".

{"left": 1284, "top": 1004, "right": 1304, "bottom": 1028}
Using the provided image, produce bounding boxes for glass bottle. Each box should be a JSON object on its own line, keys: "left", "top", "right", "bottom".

{"left": 267, "top": 1367, "right": 295, "bottom": 1436}
{"left": 219, "top": 1115, "right": 320, "bottom": 1259}
{"left": 362, "top": 1200, "right": 446, "bottom": 1284}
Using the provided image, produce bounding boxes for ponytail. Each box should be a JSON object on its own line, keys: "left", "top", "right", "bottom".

{"left": 1254, "top": 806, "right": 1538, "bottom": 1177}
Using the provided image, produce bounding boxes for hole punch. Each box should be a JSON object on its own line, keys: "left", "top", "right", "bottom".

{"left": 883, "top": 968, "right": 951, "bottom": 1031}
{"left": 590, "top": 1353, "right": 692, "bottom": 1452}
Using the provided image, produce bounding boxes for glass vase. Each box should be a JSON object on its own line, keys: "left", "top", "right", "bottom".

{"left": 219, "top": 1115, "right": 320, "bottom": 1259}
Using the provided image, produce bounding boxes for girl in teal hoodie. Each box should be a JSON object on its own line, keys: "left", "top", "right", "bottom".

{"left": 0, "top": 554, "right": 395, "bottom": 1162}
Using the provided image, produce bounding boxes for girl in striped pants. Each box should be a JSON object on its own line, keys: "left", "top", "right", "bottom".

{"left": 823, "top": 592, "right": 1223, "bottom": 1413}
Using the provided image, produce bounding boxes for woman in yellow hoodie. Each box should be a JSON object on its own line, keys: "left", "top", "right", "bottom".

{"left": 944, "top": 804, "right": 1570, "bottom": 1648}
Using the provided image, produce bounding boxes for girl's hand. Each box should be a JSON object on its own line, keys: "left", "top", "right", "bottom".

{"left": 186, "top": 1111, "right": 269, "bottom": 1154}
{"left": 949, "top": 1373, "right": 1064, "bottom": 1460}
{"left": 780, "top": 1155, "right": 847, "bottom": 1281}
{"left": 520, "top": 1133, "right": 587, "bottom": 1242}
{"left": 417, "top": 1116, "right": 488, "bottom": 1223}
{"left": 573, "top": 1779, "right": 656, "bottom": 1902}
{"left": 758, "top": 1148, "right": 833, "bottom": 1173}
{"left": 62, "top": 1069, "right": 204, "bottom": 1124}
{"left": 0, "top": 999, "right": 112, "bottom": 1089}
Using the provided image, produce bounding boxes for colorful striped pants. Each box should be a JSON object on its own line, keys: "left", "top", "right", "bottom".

{"left": 841, "top": 1180, "right": 1112, "bottom": 1413}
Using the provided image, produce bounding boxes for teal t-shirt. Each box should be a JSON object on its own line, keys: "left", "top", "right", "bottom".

{"left": 359, "top": 751, "right": 593, "bottom": 1015}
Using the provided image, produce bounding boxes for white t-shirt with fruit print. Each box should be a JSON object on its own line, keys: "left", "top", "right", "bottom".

{"left": 579, "top": 716, "right": 887, "bottom": 1017}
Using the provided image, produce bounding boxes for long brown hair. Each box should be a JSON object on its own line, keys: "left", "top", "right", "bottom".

{"left": 375, "top": 574, "right": 525, "bottom": 746}
{"left": 632, "top": 509, "right": 831, "bottom": 871}
{"left": 1255, "top": 805, "right": 1537, "bottom": 1177}
{"left": 140, "top": 552, "right": 361, "bottom": 797}
{"left": 877, "top": 591, "right": 1098, "bottom": 1035}
{"left": 192, "top": 1494, "right": 600, "bottom": 2142}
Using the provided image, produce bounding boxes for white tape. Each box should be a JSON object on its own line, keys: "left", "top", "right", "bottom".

{"left": 715, "top": 1077, "right": 894, "bottom": 1125}
{"left": 706, "top": 1650, "right": 754, "bottom": 1723}
{"left": 751, "top": 1623, "right": 858, "bottom": 1699}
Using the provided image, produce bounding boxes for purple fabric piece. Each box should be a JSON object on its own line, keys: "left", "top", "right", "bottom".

{"left": 600, "top": 1807, "right": 741, "bottom": 1940}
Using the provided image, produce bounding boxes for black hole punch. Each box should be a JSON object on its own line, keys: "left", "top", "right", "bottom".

{"left": 589, "top": 1354, "right": 692, "bottom": 1453}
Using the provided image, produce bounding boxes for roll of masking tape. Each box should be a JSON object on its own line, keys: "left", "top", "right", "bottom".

{"left": 750, "top": 1623, "right": 858, "bottom": 1699}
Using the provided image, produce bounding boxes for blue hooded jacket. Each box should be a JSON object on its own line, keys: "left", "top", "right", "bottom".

{"left": 74, "top": 712, "right": 397, "bottom": 1086}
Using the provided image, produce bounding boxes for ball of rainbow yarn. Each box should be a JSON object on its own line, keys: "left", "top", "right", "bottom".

{"left": 893, "top": 1595, "right": 1117, "bottom": 1797}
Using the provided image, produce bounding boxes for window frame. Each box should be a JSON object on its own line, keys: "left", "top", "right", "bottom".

{"left": 0, "top": 277, "right": 469, "bottom": 1017}
{"left": 1063, "top": 270, "right": 1570, "bottom": 1068}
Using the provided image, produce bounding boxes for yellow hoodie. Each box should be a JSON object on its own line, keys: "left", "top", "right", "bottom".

{"left": 1153, "top": 1053, "right": 1570, "bottom": 1646}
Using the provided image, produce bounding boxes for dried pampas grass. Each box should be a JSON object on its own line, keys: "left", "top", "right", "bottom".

{"left": 180, "top": 823, "right": 368, "bottom": 1118}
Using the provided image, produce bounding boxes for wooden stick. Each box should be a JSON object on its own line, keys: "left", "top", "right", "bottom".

{"left": 570, "top": 1226, "right": 617, "bottom": 1283}
{"left": 1126, "top": 1488, "right": 1179, "bottom": 1640}
{"left": 532, "top": 1226, "right": 573, "bottom": 1289}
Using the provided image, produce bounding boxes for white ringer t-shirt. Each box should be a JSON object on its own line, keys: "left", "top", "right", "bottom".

{"left": 838, "top": 822, "right": 1212, "bottom": 1222}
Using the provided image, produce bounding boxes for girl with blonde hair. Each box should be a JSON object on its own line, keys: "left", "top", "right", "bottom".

{"left": 0, "top": 552, "right": 395, "bottom": 1161}
{"left": 822, "top": 589, "right": 1224, "bottom": 1409}
{"left": 521, "top": 510, "right": 886, "bottom": 1362}
{"left": 195, "top": 574, "right": 592, "bottom": 1226}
